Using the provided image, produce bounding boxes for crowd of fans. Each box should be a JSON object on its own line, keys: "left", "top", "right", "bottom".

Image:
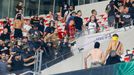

{"left": 106, "top": 0, "right": 134, "bottom": 29}
{"left": 0, "top": 0, "right": 134, "bottom": 74}
{"left": 0, "top": 1, "right": 73, "bottom": 74}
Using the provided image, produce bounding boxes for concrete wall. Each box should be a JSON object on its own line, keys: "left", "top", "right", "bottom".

{"left": 75, "top": 1, "right": 110, "bottom": 18}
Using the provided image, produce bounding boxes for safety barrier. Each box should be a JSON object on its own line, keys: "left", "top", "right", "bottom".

{"left": 17, "top": 51, "right": 73, "bottom": 75}
{"left": 56, "top": 60, "right": 134, "bottom": 75}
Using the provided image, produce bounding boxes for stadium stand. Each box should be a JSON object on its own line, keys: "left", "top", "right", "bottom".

{"left": 0, "top": 0, "right": 134, "bottom": 75}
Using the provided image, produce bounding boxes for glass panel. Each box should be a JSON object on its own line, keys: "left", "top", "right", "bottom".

{"left": 69, "top": 0, "right": 79, "bottom": 6}
{"left": 24, "top": 0, "right": 39, "bottom": 16}
{"left": 79, "top": 0, "right": 84, "bottom": 5}
{"left": 0, "top": 0, "right": 3, "bottom": 18}
{"left": 0, "top": 0, "right": 104, "bottom": 18}
{"left": 85, "top": 0, "right": 91, "bottom": 4}
{"left": 9, "top": 0, "right": 20, "bottom": 18}
{"left": 54, "top": 0, "right": 59, "bottom": 13}
{"left": 1, "top": 0, "right": 10, "bottom": 18}
{"left": 94, "top": 0, "right": 99, "bottom": 2}
{"left": 39, "top": 0, "right": 53, "bottom": 15}
{"left": 98, "top": 0, "right": 106, "bottom": 2}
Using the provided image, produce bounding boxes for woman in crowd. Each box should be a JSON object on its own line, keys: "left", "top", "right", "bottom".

{"left": 87, "top": 15, "right": 99, "bottom": 34}
{"left": 91, "top": 9, "right": 97, "bottom": 22}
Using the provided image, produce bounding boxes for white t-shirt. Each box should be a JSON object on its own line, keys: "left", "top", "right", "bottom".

{"left": 23, "top": 24, "right": 32, "bottom": 36}
{"left": 88, "top": 22, "right": 96, "bottom": 29}
{"left": 64, "top": 11, "right": 73, "bottom": 22}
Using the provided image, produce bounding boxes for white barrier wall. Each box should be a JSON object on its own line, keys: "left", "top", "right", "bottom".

{"left": 75, "top": 1, "right": 110, "bottom": 18}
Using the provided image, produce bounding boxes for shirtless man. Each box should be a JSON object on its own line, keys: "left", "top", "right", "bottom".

{"left": 84, "top": 42, "right": 104, "bottom": 69}
{"left": 13, "top": 19, "right": 23, "bottom": 39}
{"left": 103, "top": 34, "right": 124, "bottom": 65}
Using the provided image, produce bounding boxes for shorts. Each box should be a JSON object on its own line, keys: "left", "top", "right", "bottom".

{"left": 106, "top": 55, "right": 121, "bottom": 65}
{"left": 91, "top": 62, "right": 102, "bottom": 68}
{"left": 14, "top": 29, "right": 23, "bottom": 39}
{"left": 108, "top": 16, "right": 115, "bottom": 27}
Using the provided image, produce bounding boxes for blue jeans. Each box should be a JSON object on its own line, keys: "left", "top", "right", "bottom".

{"left": 75, "top": 30, "right": 82, "bottom": 39}
{"left": 108, "top": 16, "right": 115, "bottom": 27}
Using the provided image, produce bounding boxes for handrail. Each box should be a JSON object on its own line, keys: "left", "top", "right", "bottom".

{"left": 56, "top": 60, "right": 134, "bottom": 75}
{"left": 20, "top": 71, "right": 34, "bottom": 75}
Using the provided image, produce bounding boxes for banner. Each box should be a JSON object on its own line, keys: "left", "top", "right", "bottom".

{"left": 75, "top": 31, "right": 115, "bottom": 52}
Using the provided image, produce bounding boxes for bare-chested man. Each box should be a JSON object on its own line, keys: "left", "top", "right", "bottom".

{"left": 13, "top": 19, "right": 23, "bottom": 39}
{"left": 84, "top": 42, "right": 104, "bottom": 69}
{"left": 103, "top": 34, "right": 124, "bottom": 65}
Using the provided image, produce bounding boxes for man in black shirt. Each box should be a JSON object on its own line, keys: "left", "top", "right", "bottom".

{"left": 11, "top": 53, "right": 24, "bottom": 71}
{"left": 22, "top": 48, "right": 35, "bottom": 69}
{"left": 29, "top": 25, "right": 41, "bottom": 40}
{"left": 120, "top": 12, "right": 131, "bottom": 25}
{"left": 124, "top": 6, "right": 134, "bottom": 24}
{"left": 3, "top": 21, "right": 11, "bottom": 34}
{"left": 59, "top": 39, "right": 71, "bottom": 55}
{"left": 74, "top": 10, "right": 83, "bottom": 38}
{"left": 0, "top": 28, "right": 10, "bottom": 41}
{"left": 106, "top": 1, "right": 116, "bottom": 27}
{"left": 128, "top": 6, "right": 134, "bottom": 21}
{"left": 120, "top": 6, "right": 132, "bottom": 30}
{"left": 44, "top": 22, "right": 55, "bottom": 36}
{"left": 30, "top": 16, "right": 40, "bottom": 27}
{"left": 38, "top": 18, "right": 45, "bottom": 34}
{"left": 60, "top": 0, "right": 69, "bottom": 17}
{"left": 125, "top": 0, "right": 133, "bottom": 7}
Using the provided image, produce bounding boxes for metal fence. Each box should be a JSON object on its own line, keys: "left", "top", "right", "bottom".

{"left": 10, "top": 50, "right": 73, "bottom": 75}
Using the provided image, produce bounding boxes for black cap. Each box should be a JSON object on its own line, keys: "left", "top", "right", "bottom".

{"left": 112, "top": 34, "right": 119, "bottom": 37}
{"left": 94, "top": 42, "right": 100, "bottom": 48}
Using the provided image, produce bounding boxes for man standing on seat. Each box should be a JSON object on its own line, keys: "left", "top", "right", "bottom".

{"left": 74, "top": 10, "right": 83, "bottom": 38}
{"left": 14, "top": 10, "right": 24, "bottom": 39}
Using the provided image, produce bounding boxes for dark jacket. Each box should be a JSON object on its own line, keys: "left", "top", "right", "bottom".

{"left": 74, "top": 16, "right": 83, "bottom": 30}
